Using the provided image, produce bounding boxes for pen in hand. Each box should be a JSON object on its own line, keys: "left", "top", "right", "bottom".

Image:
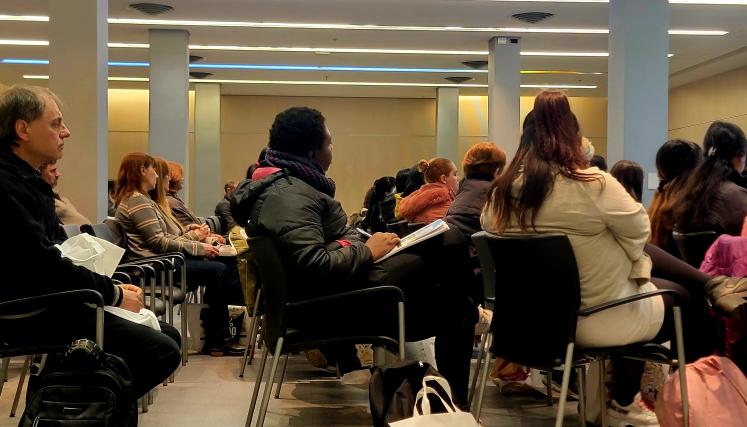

{"left": 356, "top": 228, "right": 372, "bottom": 238}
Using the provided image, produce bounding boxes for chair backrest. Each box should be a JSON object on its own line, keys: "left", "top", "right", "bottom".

{"left": 672, "top": 230, "right": 719, "bottom": 268}
{"left": 62, "top": 224, "right": 82, "bottom": 238}
{"left": 89, "top": 220, "right": 128, "bottom": 249}
{"left": 207, "top": 215, "right": 222, "bottom": 235}
{"left": 472, "top": 231, "right": 581, "bottom": 369}
{"left": 247, "top": 235, "right": 289, "bottom": 350}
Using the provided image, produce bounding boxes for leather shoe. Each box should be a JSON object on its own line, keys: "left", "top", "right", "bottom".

{"left": 203, "top": 341, "right": 246, "bottom": 357}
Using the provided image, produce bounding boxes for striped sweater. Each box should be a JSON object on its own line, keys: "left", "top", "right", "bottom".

{"left": 116, "top": 192, "right": 205, "bottom": 258}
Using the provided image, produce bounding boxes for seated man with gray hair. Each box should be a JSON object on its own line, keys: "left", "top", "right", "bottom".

{"left": 0, "top": 84, "right": 181, "bottom": 401}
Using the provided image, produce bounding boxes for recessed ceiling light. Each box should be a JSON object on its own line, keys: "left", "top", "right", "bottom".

{"left": 22, "top": 74, "right": 598, "bottom": 89}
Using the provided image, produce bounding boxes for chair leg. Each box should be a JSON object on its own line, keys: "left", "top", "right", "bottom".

{"left": 673, "top": 306, "right": 689, "bottom": 427}
{"left": 180, "top": 302, "right": 188, "bottom": 366}
{"left": 598, "top": 358, "right": 607, "bottom": 427}
{"left": 245, "top": 343, "right": 270, "bottom": 427}
{"left": 397, "top": 301, "right": 406, "bottom": 359}
{"left": 553, "top": 343, "right": 574, "bottom": 427}
{"left": 0, "top": 358, "right": 9, "bottom": 398}
{"left": 472, "top": 333, "right": 493, "bottom": 420}
{"left": 10, "top": 356, "right": 31, "bottom": 417}
{"left": 256, "top": 338, "right": 285, "bottom": 427}
{"left": 274, "top": 354, "right": 289, "bottom": 399}
{"left": 546, "top": 370, "right": 554, "bottom": 406}
{"left": 576, "top": 366, "right": 587, "bottom": 427}
{"left": 241, "top": 291, "right": 262, "bottom": 375}
{"left": 468, "top": 332, "right": 489, "bottom": 407}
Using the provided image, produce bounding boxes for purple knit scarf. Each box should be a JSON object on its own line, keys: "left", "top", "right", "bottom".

{"left": 265, "top": 149, "right": 336, "bottom": 197}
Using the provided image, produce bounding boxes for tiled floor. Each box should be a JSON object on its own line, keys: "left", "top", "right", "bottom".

{"left": 0, "top": 351, "right": 580, "bottom": 426}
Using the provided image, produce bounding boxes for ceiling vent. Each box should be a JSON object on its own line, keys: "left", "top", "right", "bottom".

{"left": 511, "top": 12, "right": 553, "bottom": 24}
{"left": 462, "top": 60, "right": 488, "bottom": 70}
{"left": 445, "top": 76, "right": 473, "bottom": 84}
{"left": 189, "top": 72, "right": 213, "bottom": 79}
{"left": 189, "top": 55, "right": 204, "bottom": 63}
{"left": 128, "top": 3, "right": 174, "bottom": 15}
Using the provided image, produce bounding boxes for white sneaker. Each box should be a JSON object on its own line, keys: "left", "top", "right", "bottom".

{"left": 607, "top": 392, "right": 659, "bottom": 427}
{"left": 474, "top": 305, "right": 493, "bottom": 335}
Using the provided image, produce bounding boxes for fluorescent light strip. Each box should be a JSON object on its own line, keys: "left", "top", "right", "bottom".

{"left": 0, "top": 40, "right": 677, "bottom": 58}
{"left": 105, "top": 18, "right": 725, "bottom": 36}
{"left": 21, "top": 74, "right": 597, "bottom": 89}
{"left": 0, "top": 39, "right": 48, "bottom": 46}
{"left": 0, "top": 15, "right": 728, "bottom": 36}
{"left": 2, "top": 58, "right": 605, "bottom": 74}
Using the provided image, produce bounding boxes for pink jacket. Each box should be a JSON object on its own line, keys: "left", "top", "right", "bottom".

{"left": 700, "top": 234, "right": 747, "bottom": 277}
{"left": 398, "top": 182, "right": 455, "bottom": 224}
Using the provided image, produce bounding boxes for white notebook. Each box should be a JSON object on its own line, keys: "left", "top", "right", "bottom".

{"left": 375, "top": 219, "right": 450, "bottom": 263}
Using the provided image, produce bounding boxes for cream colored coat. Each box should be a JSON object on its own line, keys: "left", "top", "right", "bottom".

{"left": 481, "top": 167, "right": 664, "bottom": 347}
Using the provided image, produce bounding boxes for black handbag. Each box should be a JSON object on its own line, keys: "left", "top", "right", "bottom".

{"left": 20, "top": 339, "right": 138, "bottom": 427}
{"left": 369, "top": 360, "right": 452, "bottom": 427}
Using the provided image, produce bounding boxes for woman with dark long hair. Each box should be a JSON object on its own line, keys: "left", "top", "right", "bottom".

{"left": 610, "top": 160, "right": 644, "bottom": 203}
{"left": 648, "top": 139, "right": 702, "bottom": 254}
{"left": 672, "top": 121, "right": 747, "bottom": 235}
{"left": 481, "top": 91, "right": 745, "bottom": 424}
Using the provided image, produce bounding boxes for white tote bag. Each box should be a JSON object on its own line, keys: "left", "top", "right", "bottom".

{"left": 390, "top": 375, "right": 479, "bottom": 427}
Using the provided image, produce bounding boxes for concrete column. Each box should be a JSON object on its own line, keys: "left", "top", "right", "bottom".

{"left": 148, "top": 29, "right": 190, "bottom": 203}
{"left": 608, "top": 0, "right": 669, "bottom": 205}
{"left": 48, "top": 0, "right": 108, "bottom": 221}
{"left": 436, "top": 87, "right": 459, "bottom": 164}
{"left": 488, "top": 36, "right": 522, "bottom": 162}
{"left": 193, "top": 83, "right": 221, "bottom": 216}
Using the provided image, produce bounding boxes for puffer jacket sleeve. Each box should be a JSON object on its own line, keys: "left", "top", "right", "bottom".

{"left": 260, "top": 189, "right": 373, "bottom": 280}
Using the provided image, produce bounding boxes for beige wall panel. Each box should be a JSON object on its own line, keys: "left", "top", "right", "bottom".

{"left": 107, "top": 131, "right": 148, "bottom": 179}
{"left": 329, "top": 135, "right": 435, "bottom": 214}
{"left": 459, "top": 95, "right": 608, "bottom": 157}
{"left": 669, "top": 65, "right": 747, "bottom": 144}
{"left": 221, "top": 95, "right": 435, "bottom": 136}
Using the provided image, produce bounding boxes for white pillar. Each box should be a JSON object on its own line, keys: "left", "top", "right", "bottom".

{"left": 436, "top": 87, "right": 459, "bottom": 163}
{"left": 49, "top": 0, "right": 108, "bottom": 221}
{"left": 608, "top": 0, "right": 669, "bottom": 205}
{"left": 148, "top": 29, "right": 190, "bottom": 203}
{"left": 193, "top": 83, "right": 221, "bottom": 216}
{"left": 488, "top": 36, "right": 522, "bottom": 162}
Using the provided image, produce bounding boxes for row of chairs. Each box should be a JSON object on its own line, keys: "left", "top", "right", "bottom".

{"left": 240, "top": 231, "right": 692, "bottom": 427}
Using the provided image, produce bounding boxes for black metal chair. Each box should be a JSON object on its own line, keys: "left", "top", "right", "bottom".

{"left": 672, "top": 230, "right": 719, "bottom": 268}
{"left": 470, "top": 232, "right": 689, "bottom": 427}
{"left": 88, "top": 220, "right": 189, "bottom": 366}
{"left": 62, "top": 223, "right": 82, "bottom": 238}
{"left": 244, "top": 235, "right": 406, "bottom": 427}
{"left": 0, "top": 290, "right": 105, "bottom": 417}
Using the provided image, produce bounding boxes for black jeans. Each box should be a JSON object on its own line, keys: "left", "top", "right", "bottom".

{"left": 5, "top": 307, "right": 181, "bottom": 399}
{"left": 358, "top": 228, "right": 477, "bottom": 406}
{"left": 185, "top": 257, "right": 243, "bottom": 345}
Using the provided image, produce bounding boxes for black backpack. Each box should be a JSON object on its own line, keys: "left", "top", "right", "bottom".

{"left": 20, "top": 339, "right": 138, "bottom": 427}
